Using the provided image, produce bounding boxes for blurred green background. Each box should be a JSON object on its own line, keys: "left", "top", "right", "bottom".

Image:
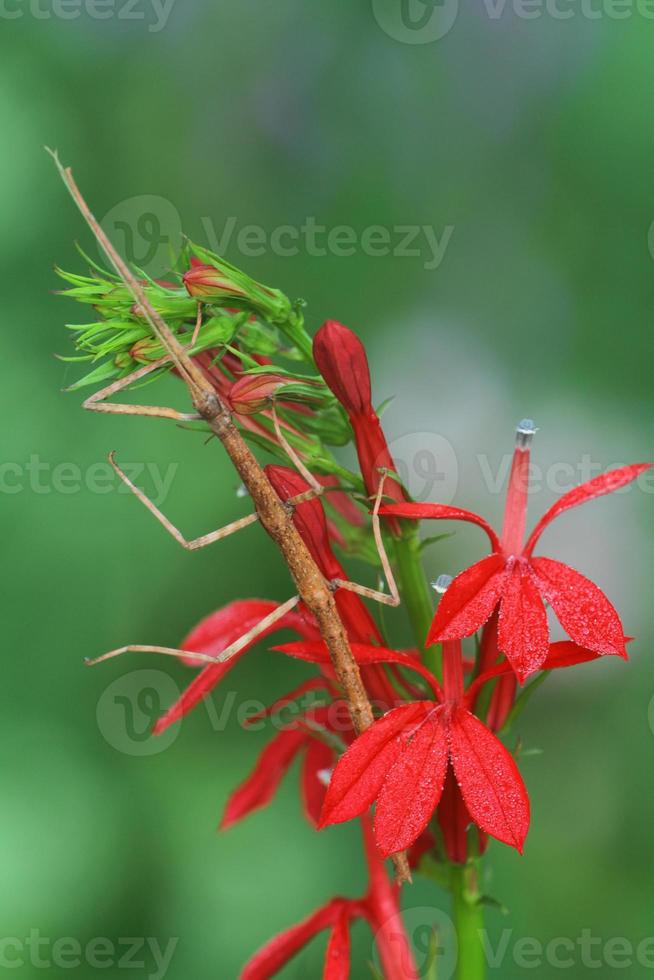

{"left": 2, "top": 2, "right": 653, "bottom": 977}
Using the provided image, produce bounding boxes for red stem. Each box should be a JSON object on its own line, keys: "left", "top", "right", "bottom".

{"left": 361, "top": 815, "right": 419, "bottom": 980}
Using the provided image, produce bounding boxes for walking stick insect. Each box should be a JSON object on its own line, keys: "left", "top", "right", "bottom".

{"left": 49, "top": 151, "right": 411, "bottom": 881}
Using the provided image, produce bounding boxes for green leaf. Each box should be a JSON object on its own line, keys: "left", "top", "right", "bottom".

{"left": 500, "top": 672, "right": 548, "bottom": 736}
{"left": 418, "top": 532, "right": 455, "bottom": 554}
{"left": 65, "top": 359, "right": 121, "bottom": 390}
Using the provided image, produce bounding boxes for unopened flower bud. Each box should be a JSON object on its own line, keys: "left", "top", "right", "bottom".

{"left": 313, "top": 320, "right": 408, "bottom": 532}
{"left": 183, "top": 247, "right": 294, "bottom": 327}
{"left": 114, "top": 352, "right": 133, "bottom": 369}
{"left": 228, "top": 373, "right": 287, "bottom": 416}
{"left": 130, "top": 337, "right": 163, "bottom": 364}
{"left": 313, "top": 320, "right": 371, "bottom": 416}
{"left": 183, "top": 258, "right": 249, "bottom": 302}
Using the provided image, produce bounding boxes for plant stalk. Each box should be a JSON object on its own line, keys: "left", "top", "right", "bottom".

{"left": 394, "top": 523, "right": 440, "bottom": 678}
{"left": 451, "top": 864, "right": 486, "bottom": 980}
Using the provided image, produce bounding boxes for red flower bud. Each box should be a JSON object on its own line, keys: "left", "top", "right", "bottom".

{"left": 183, "top": 258, "right": 248, "bottom": 301}
{"left": 227, "top": 373, "right": 287, "bottom": 416}
{"left": 313, "top": 320, "right": 372, "bottom": 416}
{"left": 129, "top": 337, "right": 162, "bottom": 364}
{"left": 313, "top": 321, "right": 408, "bottom": 532}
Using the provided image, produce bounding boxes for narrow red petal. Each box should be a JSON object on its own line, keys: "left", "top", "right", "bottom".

{"left": 449, "top": 707, "right": 529, "bottom": 852}
{"left": 378, "top": 503, "right": 500, "bottom": 552}
{"left": 244, "top": 678, "right": 329, "bottom": 728}
{"left": 466, "top": 637, "right": 628, "bottom": 707}
{"left": 241, "top": 899, "right": 345, "bottom": 980}
{"left": 220, "top": 727, "right": 307, "bottom": 830}
{"left": 324, "top": 907, "right": 351, "bottom": 980}
{"left": 274, "top": 641, "right": 443, "bottom": 700}
{"left": 266, "top": 465, "right": 341, "bottom": 578}
{"left": 374, "top": 706, "right": 450, "bottom": 857}
{"left": 302, "top": 739, "right": 335, "bottom": 827}
{"left": 543, "top": 640, "right": 624, "bottom": 669}
{"left": 319, "top": 703, "right": 433, "bottom": 827}
{"left": 180, "top": 599, "right": 318, "bottom": 666}
{"left": 437, "top": 767, "right": 473, "bottom": 865}
{"left": 153, "top": 601, "right": 319, "bottom": 734}
{"left": 427, "top": 554, "right": 508, "bottom": 645}
{"left": 152, "top": 662, "right": 237, "bottom": 735}
{"left": 497, "top": 560, "right": 550, "bottom": 683}
{"left": 531, "top": 556, "right": 627, "bottom": 658}
{"left": 334, "top": 589, "right": 383, "bottom": 645}
{"left": 524, "top": 463, "right": 653, "bottom": 555}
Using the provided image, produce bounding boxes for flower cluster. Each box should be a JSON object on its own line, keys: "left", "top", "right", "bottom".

{"left": 58, "top": 245, "right": 651, "bottom": 979}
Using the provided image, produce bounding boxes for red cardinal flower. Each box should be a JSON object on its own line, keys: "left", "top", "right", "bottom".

{"left": 380, "top": 420, "right": 651, "bottom": 681}
{"left": 221, "top": 699, "right": 338, "bottom": 830}
{"left": 241, "top": 895, "right": 356, "bottom": 980}
{"left": 319, "top": 634, "right": 530, "bottom": 858}
{"left": 313, "top": 321, "right": 407, "bottom": 534}
{"left": 314, "top": 625, "right": 616, "bottom": 863}
{"left": 152, "top": 599, "right": 320, "bottom": 735}
{"left": 241, "top": 814, "right": 418, "bottom": 979}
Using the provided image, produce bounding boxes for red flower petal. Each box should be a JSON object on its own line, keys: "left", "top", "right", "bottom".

{"left": 466, "top": 638, "right": 628, "bottom": 707}
{"left": 275, "top": 641, "right": 443, "bottom": 700}
{"left": 181, "top": 599, "right": 318, "bottom": 665}
{"left": 243, "top": 678, "right": 330, "bottom": 728}
{"left": 241, "top": 899, "right": 346, "bottom": 980}
{"left": 334, "top": 589, "right": 383, "bottom": 645}
{"left": 319, "top": 703, "right": 433, "bottom": 827}
{"left": 437, "top": 767, "right": 473, "bottom": 865}
{"left": 543, "top": 640, "right": 621, "bottom": 669}
{"left": 265, "top": 465, "right": 341, "bottom": 579}
{"left": 374, "top": 706, "right": 450, "bottom": 856}
{"left": 497, "top": 559, "right": 550, "bottom": 683}
{"left": 324, "top": 907, "right": 351, "bottom": 980}
{"left": 153, "top": 600, "right": 319, "bottom": 734}
{"left": 449, "top": 707, "right": 530, "bottom": 853}
{"left": 531, "top": 556, "right": 627, "bottom": 658}
{"left": 427, "top": 554, "right": 508, "bottom": 645}
{"left": 524, "top": 463, "right": 653, "bottom": 556}
{"left": 220, "top": 727, "right": 307, "bottom": 830}
{"left": 378, "top": 503, "right": 500, "bottom": 552}
{"left": 302, "top": 739, "right": 335, "bottom": 827}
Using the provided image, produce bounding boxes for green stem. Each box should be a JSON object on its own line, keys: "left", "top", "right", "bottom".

{"left": 451, "top": 865, "right": 486, "bottom": 980}
{"left": 394, "top": 524, "right": 441, "bottom": 678}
